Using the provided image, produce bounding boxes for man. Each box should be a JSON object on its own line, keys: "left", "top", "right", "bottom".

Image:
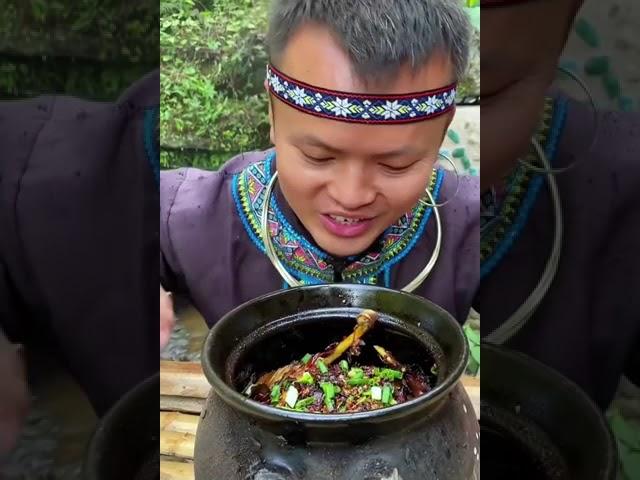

{"left": 160, "top": 0, "right": 479, "bottom": 340}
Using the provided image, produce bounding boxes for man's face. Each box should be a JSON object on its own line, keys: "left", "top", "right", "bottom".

{"left": 269, "top": 24, "right": 454, "bottom": 258}
{"left": 481, "top": 1, "right": 579, "bottom": 190}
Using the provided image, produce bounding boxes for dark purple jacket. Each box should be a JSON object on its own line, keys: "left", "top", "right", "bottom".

{"left": 476, "top": 98, "right": 640, "bottom": 409}
{"left": 0, "top": 70, "right": 159, "bottom": 415}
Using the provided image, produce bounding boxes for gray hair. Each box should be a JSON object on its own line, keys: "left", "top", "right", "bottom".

{"left": 267, "top": 0, "right": 471, "bottom": 84}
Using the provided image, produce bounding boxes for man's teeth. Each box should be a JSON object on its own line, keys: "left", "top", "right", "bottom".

{"left": 330, "top": 215, "right": 363, "bottom": 224}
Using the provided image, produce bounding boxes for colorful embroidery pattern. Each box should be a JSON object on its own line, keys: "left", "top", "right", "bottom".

{"left": 232, "top": 152, "right": 443, "bottom": 286}
{"left": 267, "top": 64, "right": 457, "bottom": 125}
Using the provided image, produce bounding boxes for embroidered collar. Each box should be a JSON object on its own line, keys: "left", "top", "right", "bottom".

{"left": 232, "top": 151, "right": 444, "bottom": 286}
{"left": 480, "top": 96, "right": 568, "bottom": 278}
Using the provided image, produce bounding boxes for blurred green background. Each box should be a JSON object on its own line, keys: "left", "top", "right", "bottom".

{"left": 0, "top": 0, "right": 479, "bottom": 171}
{"left": 0, "top": 1, "right": 158, "bottom": 100}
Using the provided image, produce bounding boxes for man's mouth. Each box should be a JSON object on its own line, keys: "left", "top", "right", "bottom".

{"left": 321, "top": 214, "right": 375, "bottom": 238}
{"left": 328, "top": 215, "right": 367, "bottom": 225}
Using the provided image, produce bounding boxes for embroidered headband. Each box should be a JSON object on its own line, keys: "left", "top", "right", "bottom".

{"left": 266, "top": 64, "right": 457, "bottom": 125}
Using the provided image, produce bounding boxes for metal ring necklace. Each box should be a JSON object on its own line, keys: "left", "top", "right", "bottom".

{"left": 260, "top": 171, "right": 442, "bottom": 293}
{"left": 484, "top": 137, "right": 563, "bottom": 344}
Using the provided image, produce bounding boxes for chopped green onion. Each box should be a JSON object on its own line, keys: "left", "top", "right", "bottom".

{"left": 382, "top": 385, "right": 392, "bottom": 404}
{"left": 339, "top": 360, "right": 349, "bottom": 372}
{"left": 297, "top": 372, "right": 314, "bottom": 385}
{"left": 320, "top": 382, "right": 336, "bottom": 399}
{"left": 285, "top": 385, "right": 299, "bottom": 408}
{"left": 347, "top": 377, "right": 367, "bottom": 386}
{"left": 348, "top": 367, "right": 364, "bottom": 379}
{"left": 316, "top": 359, "right": 329, "bottom": 374}
{"left": 379, "top": 368, "right": 403, "bottom": 380}
{"left": 389, "top": 398, "right": 397, "bottom": 406}
{"left": 371, "top": 386, "right": 382, "bottom": 401}
{"left": 270, "top": 384, "right": 281, "bottom": 404}
{"left": 320, "top": 382, "right": 336, "bottom": 410}
{"left": 430, "top": 364, "right": 438, "bottom": 375}
{"left": 301, "top": 353, "right": 312, "bottom": 364}
{"left": 294, "top": 397, "right": 315, "bottom": 410}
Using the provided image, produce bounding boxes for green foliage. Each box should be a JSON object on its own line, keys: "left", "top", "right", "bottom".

{"left": 463, "top": 323, "right": 480, "bottom": 376}
{"left": 608, "top": 408, "right": 640, "bottom": 479}
{"left": 160, "top": 147, "right": 232, "bottom": 170}
{"left": 160, "top": 0, "right": 271, "bottom": 170}
{"left": 0, "top": 1, "right": 159, "bottom": 100}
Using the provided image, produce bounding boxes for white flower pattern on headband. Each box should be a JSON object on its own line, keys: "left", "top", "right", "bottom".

{"left": 332, "top": 97, "right": 352, "bottom": 117}
{"left": 382, "top": 100, "right": 401, "bottom": 120}
{"left": 267, "top": 64, "right": 457, "bottom": 124}
{"left": 289, "top": 86, "right": 307, "bottom": 106}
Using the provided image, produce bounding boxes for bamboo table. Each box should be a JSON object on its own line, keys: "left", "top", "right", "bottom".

{"left": 159, "top": 360, "right": 480, "bottom": 480}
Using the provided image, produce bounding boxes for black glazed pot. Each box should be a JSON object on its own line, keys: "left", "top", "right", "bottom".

{"left": 196, "top": 284, "right": 479, "bottom": 480}
{"left": 83, "top": 373, "right": 159, "bottom": 480}
{"left": 481, "top": 343, "right": 617, "bottom": 480}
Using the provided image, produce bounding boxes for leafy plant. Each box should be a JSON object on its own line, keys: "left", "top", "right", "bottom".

{"left": 463, "top": 323, "right": 480, "bottom": 376}
{"left": 608, "top": 408, "right": 640, "bottom": 480}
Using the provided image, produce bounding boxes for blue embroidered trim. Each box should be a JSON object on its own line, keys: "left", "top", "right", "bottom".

{"left": 346, "top": 168, "right": 444, "bottom": 284}
{"left": 231, "top": 173, "right": 266, "bottom": 254}
{"left": 143, "top": 106, "right": 159, "bottom": 186}
{"left": 267, "top": 64, "right": 456, "bottom": 125}
{"left": 480, "top": 97, "right": 568, "bottom": 279}
{"left": 380, "top": 169, "right": 444, "bottom": 271}
{"left": 384, "top": 267, "right": 392, "bottom": 288}
{"left": 232, "top": 152, "right": 443, "bottom": 287}
{"left": 265, "top": 153, "right": 329, "bottom": 260}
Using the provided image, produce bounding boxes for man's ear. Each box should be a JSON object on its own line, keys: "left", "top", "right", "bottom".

{"left": 439, "top": 108, "right": 455, "bottom": 145}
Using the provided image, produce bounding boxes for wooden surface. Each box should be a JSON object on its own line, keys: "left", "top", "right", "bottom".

{"left": 159, "top": 360, "right": 480, "bottom": 480}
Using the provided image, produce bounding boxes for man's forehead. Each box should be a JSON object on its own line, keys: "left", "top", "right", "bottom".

{"left": 290, "top": 132, "right": 429, "bottom": 157}
{"left": 278, "top": 23, "right": 455, "bottom": 95}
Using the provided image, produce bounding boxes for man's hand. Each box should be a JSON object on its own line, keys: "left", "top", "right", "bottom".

{"left": 0, "top": 342, "right": 29, "bottom": 457}
{"left": 160, "top": 285, "right": 175, "bottom": 350}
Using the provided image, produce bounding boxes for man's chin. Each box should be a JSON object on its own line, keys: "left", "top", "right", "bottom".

{"left": 314, "top": 232, "right": 381, "bottom": 259}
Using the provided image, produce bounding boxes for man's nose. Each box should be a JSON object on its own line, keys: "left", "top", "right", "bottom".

{"left": 328, "top": 165, "right": 376, "bottom": 211}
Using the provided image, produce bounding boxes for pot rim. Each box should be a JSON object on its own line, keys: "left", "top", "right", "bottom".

{"left": 82, "top": 372, "right": 159, "bottom": 479}
{"left": 201, "top": 284, "right": 469, "bottom": 425}
{"left": 481, "top": 342, "right": 617, "bottom": 478}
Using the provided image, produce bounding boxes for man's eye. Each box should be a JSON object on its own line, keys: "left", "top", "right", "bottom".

{"left": 302, "top": 152, "right": 333, "bottom": 162}
{"left": 381, "top": 163, "right": 412, "bottom": 173}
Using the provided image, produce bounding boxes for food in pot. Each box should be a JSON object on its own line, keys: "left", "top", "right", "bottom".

{"left": 244, "top": 310, "right": 434, "bottom": 413}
